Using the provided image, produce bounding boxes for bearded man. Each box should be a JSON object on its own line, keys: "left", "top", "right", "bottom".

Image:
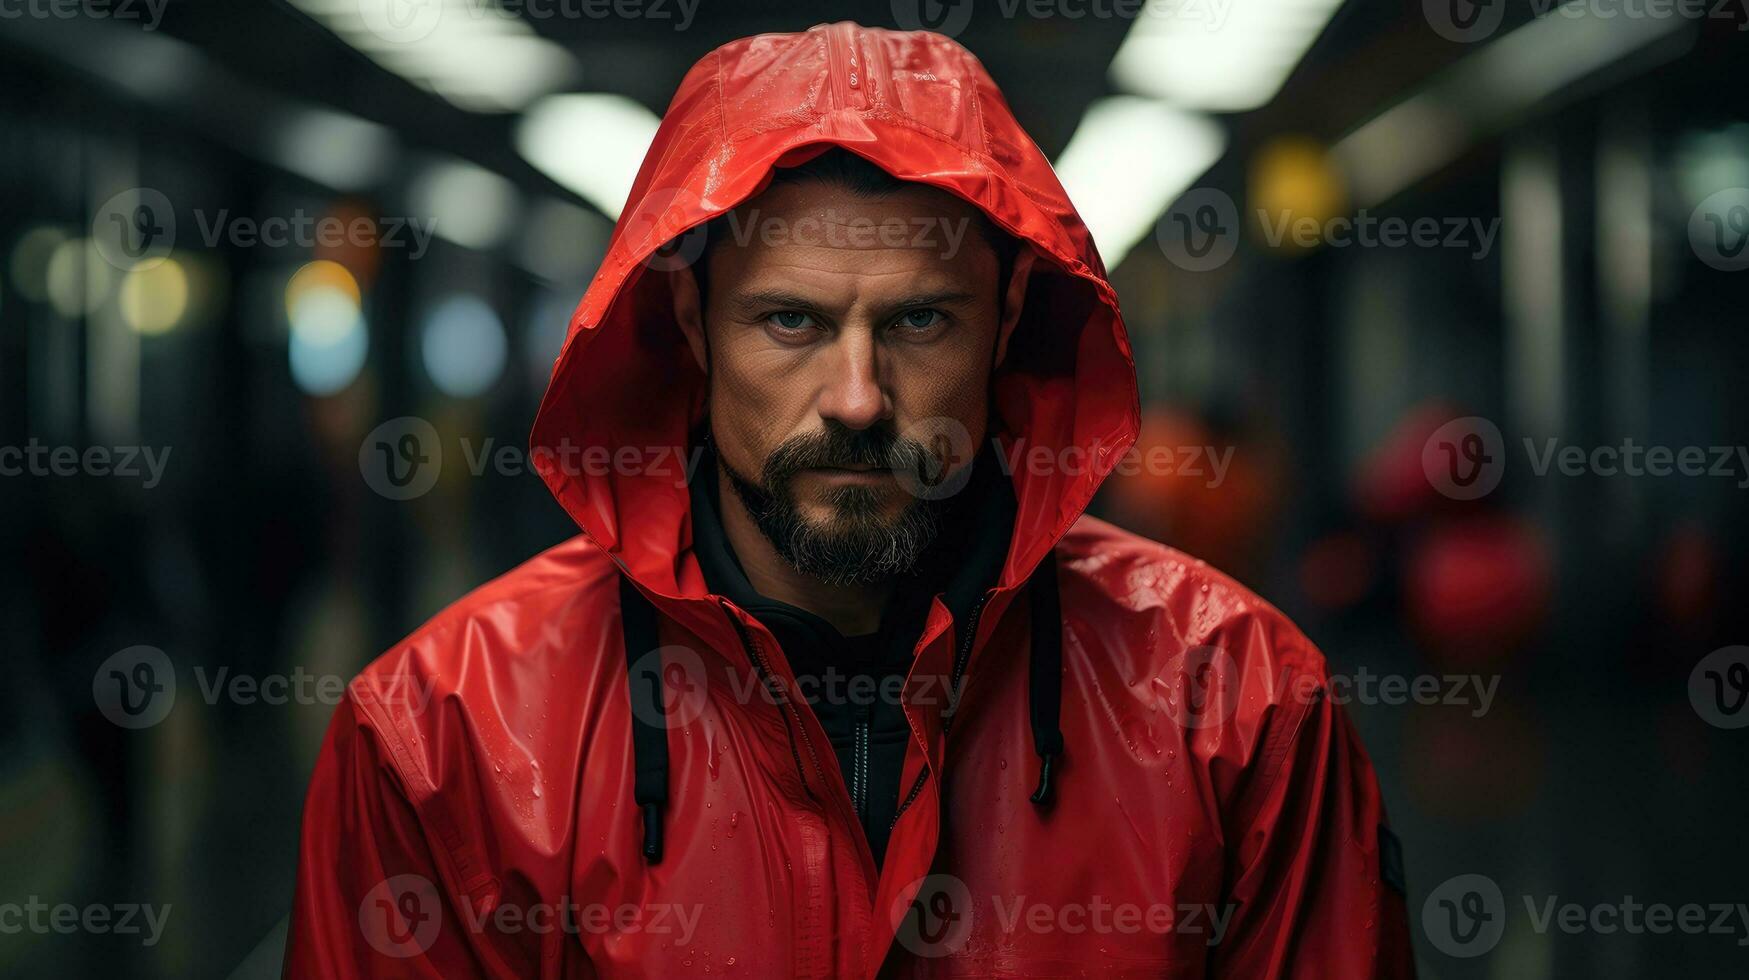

{"left": 287, "top": 21, "right": 1414, "bottom": 978}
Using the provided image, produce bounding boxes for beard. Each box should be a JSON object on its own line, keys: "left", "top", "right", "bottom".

{"left": 720, "top": 422, "right": 949, "bottom": 587}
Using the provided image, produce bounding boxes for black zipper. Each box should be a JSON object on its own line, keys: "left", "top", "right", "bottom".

{"left": 890, "top": 591, "right": 992, "bottom": 830}
{"left": 852, "top": 701, "right": 872, "bottom": 822}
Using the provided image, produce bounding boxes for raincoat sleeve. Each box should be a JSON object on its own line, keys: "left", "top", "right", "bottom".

{"left": 284, "top": 693, "right": 490, "bottom": 979}
{"left": 1208, "top": 654, "right": 1417, "bottom": 978}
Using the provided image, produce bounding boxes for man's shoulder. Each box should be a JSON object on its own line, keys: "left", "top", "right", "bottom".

{"left": 345, "top": 534, "right": 622, "bottom": 729}
{"left": 1056, "top": 514, "right": 1330, "bottom": 683}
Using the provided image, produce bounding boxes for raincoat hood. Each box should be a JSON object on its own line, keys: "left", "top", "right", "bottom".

{"left": 529, "top": 20, "right": 1139, "bottom": 611}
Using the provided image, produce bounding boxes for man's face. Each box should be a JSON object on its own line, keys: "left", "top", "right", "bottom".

{"left": 672, "top": 178, "right": 1030, "bottom": 584}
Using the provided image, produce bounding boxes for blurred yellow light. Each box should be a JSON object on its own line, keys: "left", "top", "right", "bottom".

{"left": 9, "top": 226, "right": 69, "bottom": 303}
{"left": 45, "top": 238, "right": 114, "bottom": 316}
{"left": 284, "top": 259, "right": 360, "bottom": 323}
{"left": 1249, "top": 137, "right": 1349, "bottom": 251}
{"left": 119, "top": 257, "right": 190, "bottom": 335}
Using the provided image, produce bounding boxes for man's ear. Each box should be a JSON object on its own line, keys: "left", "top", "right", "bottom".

{"left": 993, "top": 246, "right": 1036, "bottom": 369}
{"left": 670, "top": 264, "right": 709, "bottom": 374}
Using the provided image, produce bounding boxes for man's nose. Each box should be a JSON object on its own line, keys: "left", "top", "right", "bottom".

{"left": 816, "top": 330, "right": 890, "bottom": 430}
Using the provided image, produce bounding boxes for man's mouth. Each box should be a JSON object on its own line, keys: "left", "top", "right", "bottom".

{"left": 804, "top": 464, "right": 889, "bottom": 482}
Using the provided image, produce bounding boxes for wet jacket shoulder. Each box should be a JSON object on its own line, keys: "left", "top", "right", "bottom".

{"left": 287, "top": 535, "right": 627, "bottom": 978}
{"left": 1050, "top": 514, "right": 1414, "bottom": 976}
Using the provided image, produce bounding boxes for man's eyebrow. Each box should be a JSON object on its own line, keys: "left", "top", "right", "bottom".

{"left": 726, "top": 288, "right": 981, "bottom": 312}
{"left": 883, "top": 290, "right": 980, "bottom": 309}
{"left": 727, "top": 289, "right": 825, "bottom": 312}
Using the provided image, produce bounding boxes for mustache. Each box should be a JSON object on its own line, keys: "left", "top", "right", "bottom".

{"left": 762, "top": 425, "right": 933, "bottom": 482}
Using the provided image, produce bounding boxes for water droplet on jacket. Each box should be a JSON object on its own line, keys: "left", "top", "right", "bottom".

{"left": 998, "top": 758, "right": 1007, "bottom": 770}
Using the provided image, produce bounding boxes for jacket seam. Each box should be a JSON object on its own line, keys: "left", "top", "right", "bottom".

{"left": 1231, "top": 657, "right": 1323, "bottom": 848}
{"left": 348, "top": 683, "right": 497, "bottom": 901}
{"left": 712, "top": 46, "right": 727, "bottom": 140}
{"left": 958, "top": 43, "right": 993, "bottom": 159}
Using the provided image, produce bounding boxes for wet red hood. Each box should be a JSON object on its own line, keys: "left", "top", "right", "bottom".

{"left": 529, "top": 20, "right": 1140, "bottom": 615}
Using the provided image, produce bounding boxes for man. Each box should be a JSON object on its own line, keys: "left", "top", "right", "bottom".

{"left": 288, "top": 22, "right": 1414, "bottom": 978}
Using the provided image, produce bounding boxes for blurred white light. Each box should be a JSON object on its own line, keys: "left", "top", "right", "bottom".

{"left": 1053, "top": 97, "right": 1227, "bottom": 268}
{"left": 516, "top": 196, "right": 610, "bottom": 283}
{"left": 286, "top": 0, "right": 577, "bottom": 112}
{"left": 45, "top": 239, "right": 114, "bottom": 317}
{"left": 270, "top": 106, "right": 398, "bottom": 191}
{"left": 421, "top": 295, "right": 507, "bottom": 398}
{"left": 1333, "top": 4, "right": 1696, "bottom": 206}
{"left": 516, "top": 94, "right": 661, "bottom": 218}
{"left": 1674, "top": 123, "right": 1749, "bottom": 213}
{"left": 10, "top": 226, "right": 70, "bottom": 303}
{"left": 410, "top": 159, "right": 522, "bottom": 251}
{"left": 1110, "top": 0, "right": 1347, "bottom": 112}
{"left": 289, "top": 287, "right": 369, "bottom": 396}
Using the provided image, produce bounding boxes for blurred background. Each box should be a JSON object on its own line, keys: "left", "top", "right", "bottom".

{"left": 2, "top": 0, "right": 1747, "bottom": 976}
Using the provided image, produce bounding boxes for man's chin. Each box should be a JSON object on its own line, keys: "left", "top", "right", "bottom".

{"left": 781, "top": 496, "right": 939, "bottom": 585}
{"left": 794, "top": 490, "right": 908, "bottom": 528}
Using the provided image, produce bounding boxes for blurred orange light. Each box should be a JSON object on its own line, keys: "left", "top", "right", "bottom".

{"left": 284, "top": 259, "right": 360, "bottom": 323}
{"left": 1248, "top": 136, "right": 1348, "bottom": 251}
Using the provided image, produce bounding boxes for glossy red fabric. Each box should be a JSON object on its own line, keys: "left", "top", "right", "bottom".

{"left": 288, "top": 22, "right": 1414, "bottom": 978}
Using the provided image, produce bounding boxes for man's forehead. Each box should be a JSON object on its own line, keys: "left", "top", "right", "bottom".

{"left": 736, "top": 178, "right": 983, "bottom": 227}
{"left": 704, "top": 180, "right": 998, "bottom": 291}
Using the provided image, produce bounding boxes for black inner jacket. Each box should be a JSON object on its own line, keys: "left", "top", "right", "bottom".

{"left": 687, "top": 433, "right": 1016, "bottom": 868}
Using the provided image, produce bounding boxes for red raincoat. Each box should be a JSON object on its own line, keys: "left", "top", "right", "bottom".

{"left": 288, "top": 22, "right": 1414, "bottom": 978}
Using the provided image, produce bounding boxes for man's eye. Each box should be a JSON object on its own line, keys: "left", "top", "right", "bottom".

{"left": 895, "top": 309, "right": 944, "bottom": 331}
{"left": 766, "top": 311, "right": 816, "bottom": 332}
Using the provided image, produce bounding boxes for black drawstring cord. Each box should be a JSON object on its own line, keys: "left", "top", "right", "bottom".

{"left": 1027, "top": 549, "right": 1064, "bottom": 807}
{"left": 620, "top": 573, "right": 668, "bottom": 863}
